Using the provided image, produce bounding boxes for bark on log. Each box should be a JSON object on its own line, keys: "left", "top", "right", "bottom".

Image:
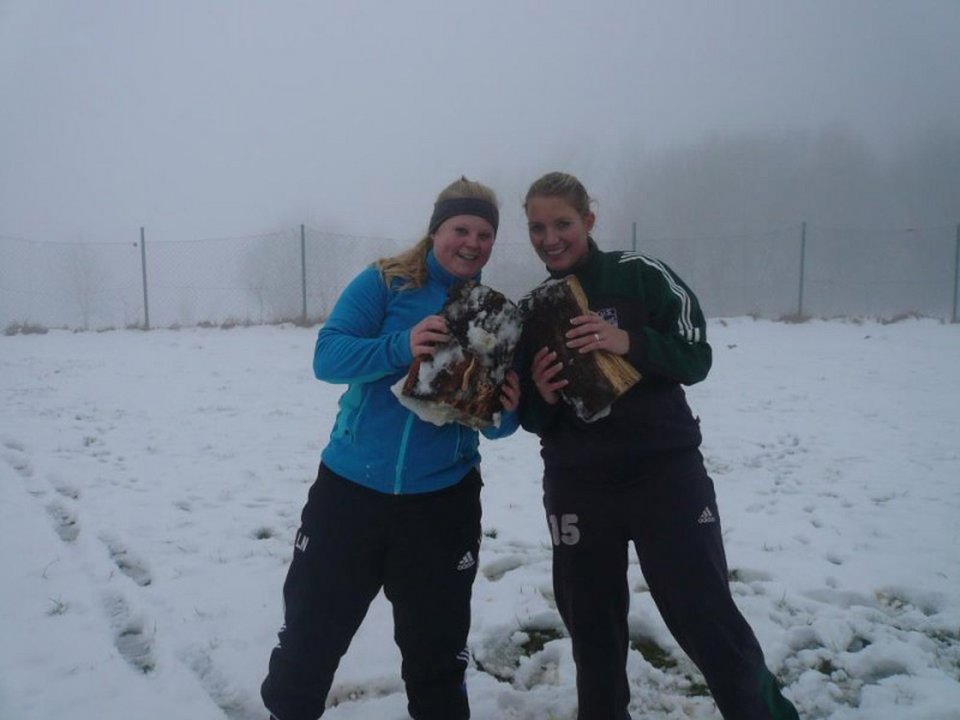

{"left": 520, "top": 275, "right": 640, "bottom": 421}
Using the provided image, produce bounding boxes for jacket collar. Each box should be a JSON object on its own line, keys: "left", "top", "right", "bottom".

{"left": 548, "top": 236, "right": 601, "bottom": 280}
{"left": 427, "top": 249, "right": 480, "bottom": 288}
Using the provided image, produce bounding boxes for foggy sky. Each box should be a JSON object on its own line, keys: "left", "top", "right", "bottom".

{"left": 2, "top": 0, "right": 959, "bottom": 246}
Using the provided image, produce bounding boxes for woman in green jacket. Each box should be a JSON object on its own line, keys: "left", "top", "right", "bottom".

{"left": 518, "top": 171, "right": 799, "bottom": 720}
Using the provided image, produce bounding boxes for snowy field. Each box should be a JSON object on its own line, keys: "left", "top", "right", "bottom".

{"left": 1, "top": 318, "right": 959, "bottom": 720}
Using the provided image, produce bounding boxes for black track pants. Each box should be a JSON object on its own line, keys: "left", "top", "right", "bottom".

{"left": 544, "top": 453, "right": 799, "bottom": 720}
{"left": 262, "top": 464, "right": 482, "bottom": 720}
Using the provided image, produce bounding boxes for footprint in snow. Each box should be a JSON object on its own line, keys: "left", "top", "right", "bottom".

{"left": 102, "top": 592, "right": 155, "bottom": 674}
{"left": 180, "top": 644, "right": 265, "bottom": 720}
{"left": 481, "top": 554, "right": 527, "bottom": 582}
{"left": 326, "top": 678, "right": 406, "bottom": 710}
{"left": 2, "top": 447, "right": 34, "bottom": 478}
{"left": 101, "top": 534, "right": 153, "bottom": 587}
{"left": 46, "top": 500, "right": 80, "bottom": 542}
{"left": 53, "top": 482, "right": 80, "bottom": 500}
{"left": 2, "top": 437, "right": 26, "bottom": 453}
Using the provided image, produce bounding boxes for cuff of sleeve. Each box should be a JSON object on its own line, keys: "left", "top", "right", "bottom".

{"left": 626, "top": 329, "right": 646, "bottom": 369}
{"left": 391, "top": 329, "right": 414, "bottom": 368}
{"left": 488, "top": 409, "right": 520, "bottom": 438}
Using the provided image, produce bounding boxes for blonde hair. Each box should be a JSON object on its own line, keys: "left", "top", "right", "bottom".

{"left": 376, "top": 176, "right": 499, "bottom": 289}
{"left": 524, "top": 171, "right": 592, "bottom": 219}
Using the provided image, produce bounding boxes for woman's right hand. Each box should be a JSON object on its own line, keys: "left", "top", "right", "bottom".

{"left": 531, "top": 346, "right": 568, "bottom": 405}
{"left": 409, "top": 315, "right": 450, "bottom": 357}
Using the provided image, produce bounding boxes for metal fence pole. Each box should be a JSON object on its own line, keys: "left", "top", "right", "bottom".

{"left": 300, "top": 224, "right": 307, "bottom": 325}
{"left": 632, "top": 221, "right": 637, "bottom": 252}
{"left": 797, "top": 221, "right": 807, "bottom": 318}
{"left": 139, "top": 226, "right": 150, "bottom": 330}
{"left": 952, "top": 222, "right": 959, "bottom": 323}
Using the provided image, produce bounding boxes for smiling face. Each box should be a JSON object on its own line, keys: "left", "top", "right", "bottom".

{"left": 431, "top": 214, "right": 497, "bottom": 279}
{"left": 525, "top": 195, "right": 595, "bottom": 273}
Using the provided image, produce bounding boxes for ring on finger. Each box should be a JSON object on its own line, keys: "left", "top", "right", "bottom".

{"left": 594, "top": 332, "right": 601, "bottom": 342}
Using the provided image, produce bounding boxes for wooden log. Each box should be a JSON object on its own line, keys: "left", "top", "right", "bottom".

{"left": 393, "top": 281, "right": 521, "bottom": 429}
{"left": 519, "top": 275, "right": 640, "bottom": 421}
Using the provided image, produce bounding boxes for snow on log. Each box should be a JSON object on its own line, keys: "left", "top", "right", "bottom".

{"left": 393, "top": 281, "right": 521, "bottom": 429}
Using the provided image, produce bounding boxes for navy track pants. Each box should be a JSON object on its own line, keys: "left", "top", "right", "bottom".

{"left": 543, "top": 452, "right": 799, "bottom": 720}
{"left": 262, "top": 464, "right": 482, "bottom": 720}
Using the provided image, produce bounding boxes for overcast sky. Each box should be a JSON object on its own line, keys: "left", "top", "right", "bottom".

{"left": 1, "top": 1, "right": 958, "bottom": 245}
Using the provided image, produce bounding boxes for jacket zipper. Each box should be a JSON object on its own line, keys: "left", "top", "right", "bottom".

{"left": 453, "top": 425, "right": 463, "bottom": 461}
{"left": 394, "top": 413, "right": 415, "bottom": 494}
{"left": 349, "top": 386, "right": 370, "bottom": 443}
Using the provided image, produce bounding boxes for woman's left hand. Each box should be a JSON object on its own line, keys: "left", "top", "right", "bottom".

{"left": 499, "top": 369, "right": 520, "bottom": 412}
{"left": 565, "top": 313, "right": 630, "bottom": 356}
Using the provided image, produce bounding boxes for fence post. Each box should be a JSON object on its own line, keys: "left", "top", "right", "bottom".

{"left": 139, "top": 226, "right": 150, "bottom": 330}
{"left": 797, "top": 221, "right": 807, "bottom": 318}
{"left": 952, "top": 222, "right": 959, "bottom": 323}
{"left": 300, "top": 224, "right": 308, "bottom": 325}
{"left": 632, "top": 221, "right": 637, "bottom": 252}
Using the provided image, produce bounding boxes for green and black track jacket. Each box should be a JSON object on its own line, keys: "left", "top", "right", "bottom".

{"left": 518, "top": 238, "right": 712, "bottom": 483}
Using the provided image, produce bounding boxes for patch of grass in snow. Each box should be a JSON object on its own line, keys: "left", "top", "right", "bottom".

{"left": 519, "top": 627, "right": 564, "bottom": 656}
{"left": 684, "top": 679, "right": 711, "bottom": 697}
{"left": 630, "top": 637, "right": 678, "bottom": 670}
{"left": 879, "top": 311, "right": 926, "bottom": 325}
{"left": 473, "top": 623, "right": 566, "bottom": 682}
{"left": 4, "top": 321, "right": 49, "bottom": 335}
{"left": 47, "top": 597, "right": 69, "bottom": 616}
{"left": 629, "top": 635, "right": 716, "bottom": 697}
{"left": 817, "top": 657, "right": 838, "bottom": 675}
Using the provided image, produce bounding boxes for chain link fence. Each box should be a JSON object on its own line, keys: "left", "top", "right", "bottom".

{"left": 636, "top": 222, "right": 959, "bottom": 320}
{"left": 2, "top": 222, "right": 958, "bottom": 332}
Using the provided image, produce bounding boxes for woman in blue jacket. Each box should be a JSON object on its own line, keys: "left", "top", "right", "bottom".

{"left": 261, "top": 177, "right": 520, "bottom": 720}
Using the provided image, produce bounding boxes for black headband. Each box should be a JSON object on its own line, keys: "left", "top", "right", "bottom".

{"left": 428, "top": 197, "right": 499, "bottom": 236}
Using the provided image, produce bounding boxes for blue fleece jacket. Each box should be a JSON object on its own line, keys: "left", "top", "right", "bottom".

{"left": 314, "top": 251, "right": 519, "bottom": 494}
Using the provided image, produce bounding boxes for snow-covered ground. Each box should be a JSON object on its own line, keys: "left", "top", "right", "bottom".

{"left": 1, "top": 318, "right": 959, "bottom": 720}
